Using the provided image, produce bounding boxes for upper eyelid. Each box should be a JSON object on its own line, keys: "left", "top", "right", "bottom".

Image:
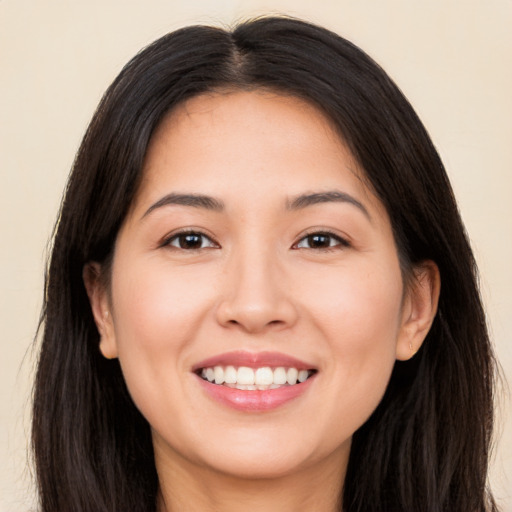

{"left": 159, "top": 227, "right": 350, "bottom": 248}
{"left": 293, "top": 229, "right": 350, "bottom": 246}
{"left": 160, "top": 228, "right": 219, "bottom": 248}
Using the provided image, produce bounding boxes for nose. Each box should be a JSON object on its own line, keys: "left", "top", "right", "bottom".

{"left": 215, "top": 247, "right": 299, "bottom": 334}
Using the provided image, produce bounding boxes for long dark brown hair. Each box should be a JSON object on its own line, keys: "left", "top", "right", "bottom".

{"left": 32, "top": 16, "right": 498, "bottom": 511}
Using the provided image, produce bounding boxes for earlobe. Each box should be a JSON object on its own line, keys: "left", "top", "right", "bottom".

{"left": 83, "top": 262, "right": 118, "bottom": 360}
{"left": 396, "top": 261, "right": 440, "bottom": 361}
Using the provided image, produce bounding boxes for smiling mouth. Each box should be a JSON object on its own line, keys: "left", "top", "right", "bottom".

{"left": 196, "top": 365, "right": 316, "bottom": 391}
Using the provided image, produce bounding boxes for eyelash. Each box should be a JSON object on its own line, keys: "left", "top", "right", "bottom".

{"left": 161, "top": 229, "right": 350, "bottom": 252}
{"left": 161, "top": 230, "right": 219, "bottom": 250}
{"left": 292, "top": 231, "right": 350, "bottom": 251}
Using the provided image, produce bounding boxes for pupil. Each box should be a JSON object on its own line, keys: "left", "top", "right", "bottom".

{"left": 309, "top": 234, "right": 329, "bottom": 247}
{"left": 180, "top": 234, "right": 202, "bottom": 248}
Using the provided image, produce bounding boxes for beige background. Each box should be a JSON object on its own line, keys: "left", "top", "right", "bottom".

{"left": 1, "top": 1, "right": 511, "bottom": 510}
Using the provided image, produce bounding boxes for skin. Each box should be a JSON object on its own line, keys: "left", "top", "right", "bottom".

{"left": 85, "top": 90, "right": 439, "bottom": 512}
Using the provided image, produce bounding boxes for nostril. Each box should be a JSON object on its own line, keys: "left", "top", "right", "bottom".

{"left": 215, "top": 292, "right": 299, "bottom": 333}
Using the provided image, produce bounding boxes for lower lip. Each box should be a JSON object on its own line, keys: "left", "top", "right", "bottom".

{"left": 196, "top": 374, "right": 315, "bottom": 412}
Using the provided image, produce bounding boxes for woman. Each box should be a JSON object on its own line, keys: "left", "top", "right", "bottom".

{"left": 32, "top": 16, "right": 498, "bottom": 512}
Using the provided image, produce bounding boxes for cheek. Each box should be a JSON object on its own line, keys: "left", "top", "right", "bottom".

{"left": 108, "top": 259, "right": 218, "bottom": 413}
{"left": 301, "top": 261, "right": 403, "bottom": 411}
{"left": 305, "top": 259, "right": 403, "bottom": 339}
{"left": 112, "top": 259, "right": 216, "bottom": 351}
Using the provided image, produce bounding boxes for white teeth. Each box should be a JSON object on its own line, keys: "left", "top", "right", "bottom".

{"left": 224, "top": 365, "right": 237, "bottom": 384}
{"left": 200, "top": 365, "right": 314, "bottom": 387}
{"left": 286, "top": 367, "right": 298, "bottom": 385}
{"left": 298, "top": 369, "right": 309, "bottom": 383}
{"left": 273, "top": 367, "right": 287, "bottom": 385}
{"left": 255, "top": 367, "right": 273, "bottom": 386}
{"left": 237, "top": 366, "right": 255, "bottom": 385}
{"left": 214, "top": 366, "right": 224, "bottom": 384}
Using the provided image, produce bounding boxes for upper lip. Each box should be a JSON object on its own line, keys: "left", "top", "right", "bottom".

{"left": 192, "top": 350, "right": 316, "bottom": 371}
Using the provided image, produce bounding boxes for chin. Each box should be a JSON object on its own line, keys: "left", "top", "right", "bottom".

{"left": 191, "top": 428, "right": 350, "bottom": 481}
{"left": 205, "top": 451, "right": 315, "bottom": 481}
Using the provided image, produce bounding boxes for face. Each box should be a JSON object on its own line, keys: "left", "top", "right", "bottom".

{"left": 88, "top": 90, "right": 434, "bottom": 482}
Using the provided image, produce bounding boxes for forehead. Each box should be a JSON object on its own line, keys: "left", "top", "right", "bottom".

{"left": 133, "top": 90, "right": 378, "bottom": 214}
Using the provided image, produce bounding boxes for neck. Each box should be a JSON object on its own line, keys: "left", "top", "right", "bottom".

{"left": 155, "top": 445, "right": 347, "bottom": 512}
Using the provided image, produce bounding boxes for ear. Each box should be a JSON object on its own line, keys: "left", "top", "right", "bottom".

{"left": 396, "top": 260, "right": 440, "bottom": 361}
{"left": 83, "top": 262, "right": 118, "bottom": 359}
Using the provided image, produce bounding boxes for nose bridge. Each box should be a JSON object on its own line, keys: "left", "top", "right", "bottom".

{"left": 216, "top": 237, "right": 297, "bottom": 332}
{"left": 235, "top": 243, "right": 276, "bottom": 301}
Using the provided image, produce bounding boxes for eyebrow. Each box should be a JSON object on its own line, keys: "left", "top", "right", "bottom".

{"left": 287, "top": 190, "right": 371, "bottom": 220}
{"left": 142, "top": 193, "right": 225, "bottom": 218}
{"left": 142, "top": 190, "right": 371, "bottom": 220}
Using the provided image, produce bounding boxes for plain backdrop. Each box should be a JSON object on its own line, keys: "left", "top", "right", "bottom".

{"left": 1, "top": 1, "right": 511, "bottom": 510}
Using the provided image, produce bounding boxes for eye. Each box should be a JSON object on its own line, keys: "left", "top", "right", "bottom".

{"left": 163, "top": 231, "right": 218, "bottom": 250}
{"left": 294, "top": 231, "right": 349, "bottom": 250}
